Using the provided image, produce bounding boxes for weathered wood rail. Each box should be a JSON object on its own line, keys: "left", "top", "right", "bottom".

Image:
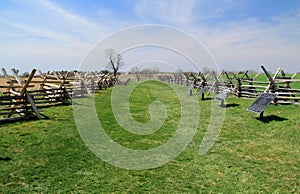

{"left": 153, "top": 67, "right": 299, "bottom": 105}
{"left": 234, "top": 66, "right": 300, "bottom": 104}
{"left": 1, "top": 66, "right": 298, "bottom": 123}
{"left": 0, "top": 68, "right": 41, "bottom": 122}
{"left": 0, "top": 68, "right": 118, "bottom": 123}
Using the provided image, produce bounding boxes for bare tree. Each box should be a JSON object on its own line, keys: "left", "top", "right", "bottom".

{"left": 131, "top": 66, "right": 141, "bottom": 81}
{"left": 140, "top": 68, "right": 160, "bottom": 79}
{"left": 105, "top": 49, "right": 124, "bottom": 76}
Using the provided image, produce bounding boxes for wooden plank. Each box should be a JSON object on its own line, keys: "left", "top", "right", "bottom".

{"left": 275, "top": 100, "right": 295, "bottom": 104}
{"left": 27, "top": 88, "right": 64, "bottom": 93}
{"left": 11, "top": 68, "right": 23, "bottom": 86}
{"left": 240, "top": 71, "right": 249, "bottom": 79}
{"left": 275, "top": 79, "right": 300, "bottom": 83}
{"left": 31, "top": 80, "right": 70, "bottom": 84}
{"left": 1, "top": 68, "right": 9, "bottom": 78}
{"left": 43, "top": 83, "right": 60, "bottom": 88}
{"left": 275, "top": 92, "right": 300, "bottom": 95}
{"left": 53, "top": 71, "right": 62, "bottom": 79}
{"left": 241, "top": 85, "right": 267, "bottom": 88}
{"left": 239, "top": 95, "right": 259, "bottom": 98}
{"left": 33, "top": 96, "right": 65, "bottom": 101}
{"left": 253, "top": 73, "right": 259, "bottom": 80}
{"left": 11, "top": 68, "right": 35, "bottom": 96}
{"left": 0, "top": 101, "right": 25, "bottom": 106}
{"left": 10, "top": 68, "right": 41, "bottom": 119}
{"left": 292, "top": 73, "right": 298, "bottom": 79}
{"left": 45, "top": 74, "right": 60, "bottom": 80}
{"left": 9, "top": 90, "right": 21, "bottom": 96}
{"left": 241, "top": 88, "right": 264, "bottom": 92}
{"left": 38, "top": 70, "right": 44, "bottom": 76}
{"left": 0, "top": 106, "right": 26, "bottom": 111}
{"left": 261, "top": 66, "right": 280, "bottom": 93}
{"left": 0, "top": 85, "right": 34, "bottom": 88}
{"left": 25, "top": 91, "right": 41, "bottom": 119}
{"left": 0, "top": 111, "right": 28, "bottom": 116}
{"left": 0, "top": 95, "right": 25, "bottom": 100}
{"left": 34, "top": 101, "right": 65, "bottom": 105}
{"left": 276, "top": 96, "right": 300, "bottom": 100}
{"left": 244, "top": 80, "right": 269, "bottom": 84}
{"left": 240, "top": 91, "right": 260, "bottom": 95}
{"left": 21, "top": 69, "right": 36, "bottom": 96}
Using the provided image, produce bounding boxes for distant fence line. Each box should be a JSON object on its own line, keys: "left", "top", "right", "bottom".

{"left": 0, "top": 66, "right": 299, "bottom": 123}
{"left": 150, "top": 66, "right": 299, "bottom": 105}
{"left": 125, "top": 66, "right": 299, "bottom": 105}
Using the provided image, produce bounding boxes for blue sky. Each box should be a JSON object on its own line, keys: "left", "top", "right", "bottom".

{"left": 1, "top": 0, "right": 300, "bottom": 73}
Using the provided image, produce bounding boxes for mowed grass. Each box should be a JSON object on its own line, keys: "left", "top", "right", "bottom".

{"left": 1, "top": 80, "right": 300, "bottom": 193}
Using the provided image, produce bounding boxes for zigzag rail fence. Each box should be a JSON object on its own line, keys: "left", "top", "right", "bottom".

{"left": 1, "top": 66, "right": 299, "bottom": 123}
{"left": 0, "top": 68, "right": 118, "bottom": 123}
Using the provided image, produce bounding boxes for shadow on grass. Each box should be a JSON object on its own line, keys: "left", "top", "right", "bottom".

{"left": 257, "top": 115, "right": 288, "bottom": 123}
{"left": 0, "top": 114, "right": 38, "bottom": 125}
{"left": 199, "top": 97, "right": 213, "bottom": 101}
{"left": 224, "top": 103, "right": 240, "bottom": 108}
{"left": 0, "top": 112, "right": 51, "bottom": 125}
{"left": 37, "top": 102, "right": 71, "bottom": 109}
{"left": 0, "top": 157, "right": 12, "bottom": 161}
{"left": 39, "top": 113, "right": 50, "bottom": 120}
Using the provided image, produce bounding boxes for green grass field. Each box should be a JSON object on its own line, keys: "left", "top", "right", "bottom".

{"left": 1, "top": 80, "right": 300, "bottom": 193}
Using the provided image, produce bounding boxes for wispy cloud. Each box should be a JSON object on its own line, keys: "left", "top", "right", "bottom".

{"left": 0, "top": 0, "right": 299, "bottom": 73}
{"left": 194, "top": 0, "right": 247, "bottom": 20}
{"left": 200, "top": 13, "right": 300, "bottom": 72}
{"left": 0, "top": 0, "right": 115, "bottom": 72}
{"left": 4, "top": 0, "right": 109, "bottom": 42}
{"left": 135, "top": 0, "right": 197, "bottom": 25}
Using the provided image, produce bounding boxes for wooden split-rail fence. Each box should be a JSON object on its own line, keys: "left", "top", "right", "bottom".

{"left": 156, "top": 71, "right": 231, "bottom": 95}
{"left": 0, "top": 68, "right": 118, "bottom": 123}
{"left": 154, "top": 66, "right": 300, "bottom": 105}
{"left": 234, "top": 66, "right": 300, "bottom": 104}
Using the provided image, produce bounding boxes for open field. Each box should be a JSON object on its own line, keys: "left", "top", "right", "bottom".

{"left": 0, "top": 77, "right": 44, "bottom": 93}
{"left": 1, "top": 80, "right": 300, "bottom": 193}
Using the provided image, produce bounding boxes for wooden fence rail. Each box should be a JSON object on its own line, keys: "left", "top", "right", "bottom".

{"left": 0, "top": 68, "right": 118, "bottom": 123}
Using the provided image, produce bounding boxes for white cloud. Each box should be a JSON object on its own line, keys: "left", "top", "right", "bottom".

{"left": 1, "top": 0, "right": 299, "bottom": 73}
{"left": 0, "top": 0, "right": 115, "bottom": 72}
{"left": 135, "top": 0, "right": 197, "bottom": 25}
{"left": 198, "top": 14, "right": 300, "bottom": 72}
{"left": 133, "top": 0, "right": 300, "bottom": 72}
{"left": 194, "top": 0, "right": 247, "bottom": 20}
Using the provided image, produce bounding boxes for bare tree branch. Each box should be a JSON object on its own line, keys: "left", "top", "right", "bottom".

{"left": 105, "top": 49, "right": 124, "bottom": 76}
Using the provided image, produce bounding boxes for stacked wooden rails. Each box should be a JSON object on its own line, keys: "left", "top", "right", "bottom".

{"left": 71, "top": 71, "right": 117, "bottom": 93}
{"left": 234, "top": 71, "right": 266, "bottom": 98}
{"left": 28, "top": 71, "right": 72, "bottom": 106}
{"left": 155, "top": 68, "right": 300, "bottom": 105}
{"left": 206, "top": 71, "right": 228, "bottom": 94}
{"left": 234, "top": 66, "right": 300, "bottom": 105}
{"left": 0, "top": 66, "right": 298, "bottom": 123}
{"left": 265, "top": 68, "right": 300, "bottom": 104}
{"left": 0, "top": 68, "right": 119, "bottom": 123}
{"left": 156, "top": 71, "right": 228, "bottom": 95}
{"left": 0, "top": 68, "right": 41, "bottom": 122}
{"left": 135, "top": 67, "right": 300, "bottom": 104}
{"left": 157, "top": 73, "right": 188, "bottom": 85}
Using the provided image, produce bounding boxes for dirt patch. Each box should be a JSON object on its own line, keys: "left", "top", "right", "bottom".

{"left": 0, "top": 77, "right": 44, "bottom": 93}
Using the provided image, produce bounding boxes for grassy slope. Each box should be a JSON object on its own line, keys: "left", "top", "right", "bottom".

{"left": 1, "top": 80, "right": 299, "bottom": 193}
